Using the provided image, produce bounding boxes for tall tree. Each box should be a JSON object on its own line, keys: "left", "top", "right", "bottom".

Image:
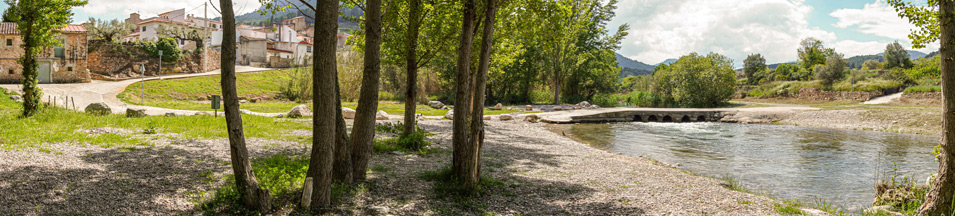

{"left": 814, "top": 53, "right": 846, "bottom": 88}
{"left": 464, "top": 0, "right": 499, "bottom": 189}
{"left": 797, "top": 37, "right": 833, "bottom": 71}
{"left": 743, "top": 54, "right": 766, "bottom": 85}
{"left": 889, "top": 0, "right": 955, "bottom": 214}
{"left": 452, "top": 0, "right": 479, "bottom": 189}
{"left": 402, "top": 0, "right": 423, "bottom": 138}
{"left": 883, "top": 41, "right": 913, "bottom": 69}
{"left": 83, "top": 18, "right": 135, "bottom": 43}
{"left": 217, "top": 0, "right": 272, "bottom": 211}
{"left": 306, "top": 0, "right": 338, "bottom": 209}
{"left": 4, "top": 0, "right": 87, "bottom": 117}
{"left": 349, "top": 0, "right": 383, "bottom": 181}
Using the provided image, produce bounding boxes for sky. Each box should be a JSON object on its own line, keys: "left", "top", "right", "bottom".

{"left": 608, "top": 0, "right": 938, "bottom": 66}
{"left": 0, "top": 0, "right": 935, "bottom": 67}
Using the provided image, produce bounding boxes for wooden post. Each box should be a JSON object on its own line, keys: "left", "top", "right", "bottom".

{"left": 301, "top": 177, "right": 313, "bottom": 209}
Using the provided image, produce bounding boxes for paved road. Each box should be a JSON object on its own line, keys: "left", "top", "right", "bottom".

{"left": 0, "top": 66, "right": 273, "bottom": 116}
{"left": 863, "top": 92, "right": 903, "bottom": 105}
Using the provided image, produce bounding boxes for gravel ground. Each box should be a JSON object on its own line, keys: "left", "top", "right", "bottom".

{"left": 1, "top": 120, "right": 779, "bottom": 215}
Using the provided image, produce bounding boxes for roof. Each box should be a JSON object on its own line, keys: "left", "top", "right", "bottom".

{"left": 267, "top": 48, "right": 293, "bottom": 53}
{"left": 0, "top": 22, "right": 87, "bottom": 35}
{"left": 298, "top": 40, "right": 311, "bottom": 45}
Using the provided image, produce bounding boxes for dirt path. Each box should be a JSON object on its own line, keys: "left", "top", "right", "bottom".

{"left": 0, "top": 66, "right": 271, "bottom": 116}
{"left": 863, "top": 92, "right": 903, "bottom": 105}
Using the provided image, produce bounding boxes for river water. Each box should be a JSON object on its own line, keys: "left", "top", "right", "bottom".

{"left": 548, "top": 122, "right": 938, "bottom": 210}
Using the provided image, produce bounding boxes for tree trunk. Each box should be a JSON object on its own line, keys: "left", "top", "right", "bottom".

{"left": 349, "top": 0, "right": 382, "bottom": 182}
{"left": 452, "top": 0, "right": 478, "bottom": 189}
{"left": 920, "top": 1, "right": 955, "bottom": 214}
{"left": 464, "top": 0, "right": 497, "bottom": 189}
{"left": 20, "top": 21, "right": 39, "bottom": 117}
{"left": 306, "top": 0, "right": 338, "bottom": 210}
{"left": 219, "top": 0, "right": 271, "bottom": 211}
{"left": 333, "top": 81, "right": 352, "bottom": 184}
{"left": 402, "top": 0, "right": 423, "bottom": 138}
{"left": 554, "top": 75, "right": 561, "bottom": 105}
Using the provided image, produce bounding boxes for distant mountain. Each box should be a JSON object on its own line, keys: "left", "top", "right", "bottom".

{"left": 615, "top": 53, "right": 654, "bottom": 77}
{"left": 926, "top": 51, "right": 940, "bottom": 59}
{"left": 846, "top": 54, "right": 881, "bottom": 69}
{"left": 655, "top": 58, "right": 678, "bottom": 66}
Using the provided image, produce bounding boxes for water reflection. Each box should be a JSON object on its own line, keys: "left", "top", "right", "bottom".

{"left": 550, "top": 122, "right": 937, "bottom": 210}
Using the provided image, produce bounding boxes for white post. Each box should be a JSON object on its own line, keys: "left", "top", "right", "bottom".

{"left": 203, "top": 1, "right": 208, "bottom": 73}
{"left": 140, "top": 64, "right": 145, "bottom": 105}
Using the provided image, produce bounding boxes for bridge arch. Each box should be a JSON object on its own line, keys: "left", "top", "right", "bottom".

{"left": 697, "top": 116, "right": 706, "bottom": 122}
{"left": 681, "top": 115, "right": 691, "bottom": 122}
{"left": 647, "top": 115, "right": 658, "bottom": 122}
{"left": 633, "top": 115, "right": 643, "bottom": 122}
{"left": 662, "top": 115, "right": 673, "bottom": 122}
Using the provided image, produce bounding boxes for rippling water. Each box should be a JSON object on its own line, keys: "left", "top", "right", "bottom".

{"left": 548, "top": 122, "right": 938, "bottom": 210}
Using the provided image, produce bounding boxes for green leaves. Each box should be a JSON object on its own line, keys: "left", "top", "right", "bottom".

{"left": 887, "top": 0, "right": 939, "bottom": 49}
{"left": 651, "top": 53, "right": 737, "bottom": 108}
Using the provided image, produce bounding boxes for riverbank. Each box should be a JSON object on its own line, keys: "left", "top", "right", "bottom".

{"left": 0, "top": 119, "right": 784, "bottom": 215}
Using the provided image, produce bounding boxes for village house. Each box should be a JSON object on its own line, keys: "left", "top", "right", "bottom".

{"left": 0, "top": 22, "right": 90, "bottom": 84}
{"left": 124, "top": 9, "right": 223, "bottom": 48}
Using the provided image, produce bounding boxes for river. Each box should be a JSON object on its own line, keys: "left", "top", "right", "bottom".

{"left": 548, "top": 122, "right": 938, "bottom": 210}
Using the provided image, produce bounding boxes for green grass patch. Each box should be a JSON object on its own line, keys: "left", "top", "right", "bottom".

{"left": 0, "top": 91, "right": 309, "bottom": 150}
{"left": 118, "top": 70, "right": 291, "bottom": 101}
{"left": 417, "top": 166, "right": 504, "bottom": 198}
{"left": 904, "top": 85, "right": 940, "bottom": 93}
{"left": 833, "top": 79, "right": 903, "bottom": 92}
{"left": 373, "top": 122, "right": 436, "bottom": 154}
{"left": 773, "top": 200, "right": 805, "bottom": 215}
{"left": 198, "top": 153, "right": 310, "bottom": 214}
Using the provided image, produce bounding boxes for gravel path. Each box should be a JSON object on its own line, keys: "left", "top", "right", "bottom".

{"left": 1, "top": 121, "right": 780, "bottom": 215}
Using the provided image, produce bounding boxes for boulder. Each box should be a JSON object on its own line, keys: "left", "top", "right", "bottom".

{"left": 239, "top": 100, "right": 248, "bottom": 104}
{"left": 342, "top": 107, "right": 357, "bottom": 119}
{"left": 577, "top": 101, "right": 592, "bottom": 107}
{"left": 84, "top": 103, "right": 112, "bottom": 115}
{"left": 553, "top": 106, "right": 563, "bottom": 111}
{"left": 428, "top": 101, "right": 445, "bottom": 109}
{"left": 524, "top": 114, "right": 540, "bottom": 123}
{"left": 250, "top": 98, "right": 259, "bottom": 103}
{"left": 164, "top": 112, "right": 178, "bottom": 117}
{"left": 493, "top": 103, "right": 504, "bottom": 110}
{"left": 125, "top": 108, "right": 147, "bottom": 118}
{"left": 483, "top": 116, "right": 491, "bottom": 120}
{"left": 287, "top": 105, "right": 312, "bottom": 118}
{"left": 499, "top": 114, "right": 513, "bottom": 121}
{"left": 197, "top": 96, "right": 207, "bottom": 101}
{"left": 445, "top": 110, "right": 454, "bottom": 120}
{"left": 10, "top": 95, "right": 22, "bottom": 103}
{"left": 376, "top": 110, "right": 390, "bottom": 120}
{"left": 525, "top": 105, "right": 533, "bottom": 111}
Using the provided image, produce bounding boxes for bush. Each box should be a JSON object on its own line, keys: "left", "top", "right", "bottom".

{"left": 814, "top": 54, "right": 846, "bottom": 88}
{"left": 137, "top": 37, "right": 181, "bottom": 62}
{"left": 530, "top": 88, "right": 554, "bottom": 104}
{"left": 904, "top": 85, "right": 940, "bottom": 93}
{"left": 833, "top": 79, "right": 902, "bottom": 92}
{"left": 590, "top": 93, "right": 621, "bottom": 107}
{"left": 652, "top": 53, "right": 736, "bottom": 107}
{"left": 373, "top": 122, "right": 435, "bottom": 152}
{"left": 278, "top": 68, "right": 311, "bottom": 102}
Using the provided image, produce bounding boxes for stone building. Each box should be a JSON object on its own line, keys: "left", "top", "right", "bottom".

{"left": 0, "top": 22, "right": 90, "bottom": 83}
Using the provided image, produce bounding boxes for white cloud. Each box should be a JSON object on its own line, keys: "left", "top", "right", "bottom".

{"left": 611, "top": 0, "right": 835, "bottom": 66}
{"left": 829, "top": 1, "right": 913, "bottom": 41}
{"left": 77, "top": 0, "right": 262, "bottom": 19}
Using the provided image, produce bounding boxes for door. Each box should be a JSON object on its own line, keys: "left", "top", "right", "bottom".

{"left": 38, "top": 62, "right": 51, "bottom": 83}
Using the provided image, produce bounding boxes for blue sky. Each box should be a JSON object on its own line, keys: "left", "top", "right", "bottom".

{"left": 608, "top": 0, "right": 935, "bottom": 66}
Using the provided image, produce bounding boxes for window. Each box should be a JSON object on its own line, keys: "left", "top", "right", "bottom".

{"left": 54, "top": 39, "right": 65, "bottom": 58}
{"left": 142, "top": 27, "right": 147, "bottom": 32}
{"left": 5, "top": 39, "right": 11, "bottom": 46}
{"left": 306, "top": 46, "right": 311, "bottom": 52}
{"left": 8, "top": 69, "right": 12, "bottom": 75}
{"left": 67, "top": 67, "right": 73, "bottom": 72}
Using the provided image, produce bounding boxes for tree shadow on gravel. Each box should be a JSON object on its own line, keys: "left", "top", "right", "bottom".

{"left": 346, "top": 121, "right": 646, "bottom": 215}
{"left": 0, "top": 141, "right": 229, "bottom": 215}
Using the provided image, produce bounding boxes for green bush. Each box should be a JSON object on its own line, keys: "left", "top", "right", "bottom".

{"left": 137, "top": 37, "right": 181, "bottom": 62}
{"left": 373, "top": 122, "right": 434, "bottom": 152}
{"left": 530, "top": 88, "right": 554, "bottom": 104}
{"left": 833, "top": 79, "right": 902, "bottom": 92}
{"left": 652, "top": 53, "right": 737, "bottom": 107}
{"left": 590, "top": 93, "right": 621, "bottom": 107}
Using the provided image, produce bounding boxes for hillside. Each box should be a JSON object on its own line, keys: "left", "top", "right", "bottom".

{"left": 616, "top": 53, "right": 654, "bottom": 77}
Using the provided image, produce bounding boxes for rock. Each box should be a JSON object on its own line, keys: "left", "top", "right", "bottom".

{"left": 84, "top": 103, "right": 112, "bottom": 115}
{"left": 499, "top": 114, "right": 513, "bottom": 121}
{"left": 370, "top": 206, "right": 390, "bottom": 213}
{"left": 238, "top": 96, "right": 248, "bottom": 100}
{"left": 524, "top": 114, "right": 540, "bottom": 123}
{"left": 239, "top": 100, "right": 248, "bottom": 104}
{"left": 342, "top": 107, "right": 356, "bottom": 119}
{"left": 577, "top": 101, "right": 592, "bottom": 107}
{"left": 525, "top": 105, "right": 533, "bottom": 111}
{"left": 553, "top": 106, "right": 563, "bottom": 111}
{"left": 250, "top": 98, "right": 258, "bottom": 103}
{"left": 389, "top": 151, "right": 405, "bottom": 156}
{"left": 287, "top": 105, "right": 312, "bottom": 118}
{"left": 376, "top": 110, "right": 389, "bottom": 120}
{"left": 164, "top": 112, "right": 178, "bottom": 117}
{"left": 428, "top": 101, "right": 445, "bottom": 109}
{"left": 275, "top": 114, "right": 285, "bottom": 118}
{"left": 493, "top": 103, "right": 503, "bottom": 110}
{"left": 483, "top": 116, "right": 491, "bottom": 120}
{"left": 125, "top": 108, "right": 146, "bottom": 118}
{"left": 197, "top": 96, "right": 207, "bottom": 101}
{"left": 445, "top": 110, "right": 454, "bottom": 120}
{"left": 10, "top": 95, "right": 22, "bottom": 102}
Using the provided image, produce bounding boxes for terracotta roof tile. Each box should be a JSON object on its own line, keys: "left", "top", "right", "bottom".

{"left": 0, "top": 22, "right": 88, "bottom": 34}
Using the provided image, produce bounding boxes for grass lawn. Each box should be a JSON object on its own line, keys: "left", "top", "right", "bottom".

{"left": 0, "top": 91, "right": 311, "bottom": 150}
{"left": 118, "top": 69, "right": 294, "bottom": 101}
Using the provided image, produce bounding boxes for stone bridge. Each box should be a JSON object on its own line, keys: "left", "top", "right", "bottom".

{"left": 539, "top": 108, "right": 727, "bottom": 124}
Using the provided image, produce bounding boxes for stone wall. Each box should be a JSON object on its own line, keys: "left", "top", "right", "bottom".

{"left": 796, "top": 88, "right": 883, "bottom": 101}
{"left": 900, "top": 91, "right": 941, "bottom": 106}
{"left": 88, "top": 43, "right": 222, "bottom": 80}
{"left": 268, "top": 56, "right": 292, "bottom": 68}
{"left": 0, "top": 32, "right": 90, "bottom": 84}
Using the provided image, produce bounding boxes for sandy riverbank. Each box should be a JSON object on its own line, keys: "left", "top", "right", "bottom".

{"left": 0, "top": 120, "right": 782, "bottom": 215}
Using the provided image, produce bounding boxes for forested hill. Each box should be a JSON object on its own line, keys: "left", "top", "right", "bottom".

{"left": 616, "top": 53, "right": 654, "bottom": 78}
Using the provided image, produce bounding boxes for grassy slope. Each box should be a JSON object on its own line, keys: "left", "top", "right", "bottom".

{"left": 117, "top": 69, "right": 524, "bottom": 115}
{"left": 0, "top": 91, "right": 310, "bottom": 150}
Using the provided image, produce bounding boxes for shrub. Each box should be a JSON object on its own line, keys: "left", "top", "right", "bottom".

{"left": 833, "top": 79, "right": 902, "bottom": 92}
{"left": 651, "top": 53, "right": 736, "bottom": 107}
{"left": 904, "top": 85, "right": 940, "bottom": 93}
{"left": 530, "top": 88, "right": 554, "bottom": 104}
{"left": 374, "top": 122, "right": 434, "bottom": 152}
{"left": 814, "top": 54, "right": 846, "bottom": 88}
{"left": 590, "top": 93, "right": 621, "bottom": 107}
{"left": 278, "top": 68, "right": 311, "bottom": 102}
{"left": 137, "top": 37, "right": 181, "bottom": 62}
